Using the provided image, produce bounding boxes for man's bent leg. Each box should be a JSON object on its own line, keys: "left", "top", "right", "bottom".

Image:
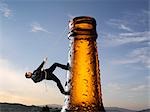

{"left": 47, "top": 63, "right": 69, "bottom": 73}
{"left": 50, "top": 74, "right": 69, "bottom": 95}
{"left": 54, "top": 63, "right": 69, "bottom": 70}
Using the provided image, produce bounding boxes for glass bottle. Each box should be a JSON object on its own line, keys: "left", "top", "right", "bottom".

{"left": 61, "top": 16, "right": 105, "bottom": 112}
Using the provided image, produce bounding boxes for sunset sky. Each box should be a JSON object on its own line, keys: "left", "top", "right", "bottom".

{"left": 0, "top": 0, "right": 149, "bottom": 110}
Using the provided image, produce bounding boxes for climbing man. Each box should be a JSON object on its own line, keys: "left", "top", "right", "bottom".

{"left": 25, "top": 57, "right": 70, "bottom": 95}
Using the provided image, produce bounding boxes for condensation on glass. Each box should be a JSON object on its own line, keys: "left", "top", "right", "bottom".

{"left": 61, "top": 16, "right": 105, "bottom": 112}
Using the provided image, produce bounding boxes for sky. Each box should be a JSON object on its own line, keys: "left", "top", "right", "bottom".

{"left": 0, "top": 0, "right": 149, "bottom": 110}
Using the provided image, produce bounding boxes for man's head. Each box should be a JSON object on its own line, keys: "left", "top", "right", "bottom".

{"left": 25, "top": 72, "right": 32, "bottom": 78}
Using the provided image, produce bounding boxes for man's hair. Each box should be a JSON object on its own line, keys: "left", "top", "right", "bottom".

{"left": 25, "top": 72, "right": 28, "bottom": 78}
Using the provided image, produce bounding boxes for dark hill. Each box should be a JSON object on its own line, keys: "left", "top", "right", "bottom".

{"left": 0, "top": 102, "right": 149, "bottom": 112}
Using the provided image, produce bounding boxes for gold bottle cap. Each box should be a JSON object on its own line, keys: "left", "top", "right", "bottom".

{"left": 68, "top": 16, "right": 97, "bottom": 37}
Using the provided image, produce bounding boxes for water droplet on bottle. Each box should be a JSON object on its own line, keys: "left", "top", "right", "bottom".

{"left": 82, "top": 102, "right": 86, "bottom": 107}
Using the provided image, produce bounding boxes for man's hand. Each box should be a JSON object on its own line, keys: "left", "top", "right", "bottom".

{"left": 44, "top": 57, "right": 48, "bottom": 62}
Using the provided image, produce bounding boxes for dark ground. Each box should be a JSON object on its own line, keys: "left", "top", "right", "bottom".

{"left": 0, "top": 103, "right": 149, "bottom": 112}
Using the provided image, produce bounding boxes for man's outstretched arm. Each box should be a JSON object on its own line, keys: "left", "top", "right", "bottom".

{"left": 36, "top": 57, "right": 47, "bottom": 71}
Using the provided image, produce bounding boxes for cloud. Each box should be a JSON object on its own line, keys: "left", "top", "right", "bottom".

{"left": 147, "top": 75, "right": 150, "bottom": 80}
{"left": 119, "top": 24, "right": 133, "bottom": 32}
{"left": 102, "top": 31, "right": 150, "bottom": 46}
{"left": 102, "top": 31, "right": 150, "bottom": 69}
{"left": 103, "top": 9, "right": 149, "bottom": 47}
{"left": 103, "top": 82, "right": 149, "bottom": 109}
{"left": 0, "top": 58, "right": 63, "bottom": 105}
{"left": 107, "top": 18, "right": 125, "bottom": 26}
{"left": 107, "top": 19, "right": 133, "bottom": 32}
{"left": 30, "top": 22, "right": 50, "bottom": 34}
{"left": 112, "top": 47, "right": 150, "bottom": 68}
{"left": 104, "top": 83, "right": 149, "bottom": 94}
{"left": 124, "top": 9, "right": 149, "bottom": 26}
{"left": 0, "top": 1, "right": 12, "bottom": 17}
{"left": 102, "top": 10, "right": 149, "bottom": 69}
{"left": 106, "top": 9, "right": 149, "bottom": 33}
{"left": 106, "top": 83, "right": 121, "bottom": 91}
{"left": 130, "top": 85, "right": 148, "bottom": 92}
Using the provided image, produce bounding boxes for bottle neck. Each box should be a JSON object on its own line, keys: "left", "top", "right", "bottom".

{"left": 68, "top": 35, "right": 97, "bottom": 42}
{"left": 68, "top": 16, "right": 97, "bottom": 40}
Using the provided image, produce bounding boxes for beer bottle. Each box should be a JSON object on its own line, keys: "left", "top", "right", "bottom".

{"left": 61, "top": 16, "right": 105, "bottom": 112}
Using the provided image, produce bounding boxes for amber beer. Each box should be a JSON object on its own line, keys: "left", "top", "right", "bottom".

{"left": 61, "top": 16, "right": 105, "bottom": 112}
